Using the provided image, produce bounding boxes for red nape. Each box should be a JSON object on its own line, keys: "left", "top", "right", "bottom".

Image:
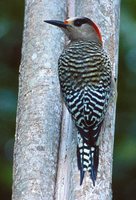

{"left": 90, "top": 20, "right": 102, "bottom": 43}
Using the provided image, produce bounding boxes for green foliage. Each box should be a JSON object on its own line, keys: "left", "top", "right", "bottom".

{"left": 113, "top": 1, "right": 136, "bottom": 199}
{"left": 0, "top": 0, "right": 24, "bottom": 199}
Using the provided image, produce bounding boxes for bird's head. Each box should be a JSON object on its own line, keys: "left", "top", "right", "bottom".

{"left": 44, "top": 17, "right": 102, "bottom": 43}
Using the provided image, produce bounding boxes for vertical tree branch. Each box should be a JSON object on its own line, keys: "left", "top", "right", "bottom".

{"left": 54, "top": 1, "right": 76, "bottom": 199}
{"left": 56, "top": 0, "right": 120, "bottom": 200}
{"left": 12, "top": 0, "right": 66, "bottom": 199}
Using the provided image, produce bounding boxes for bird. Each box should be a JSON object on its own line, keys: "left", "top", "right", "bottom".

{"left": 44, "top": 17, "right": 113, "bottom": 186}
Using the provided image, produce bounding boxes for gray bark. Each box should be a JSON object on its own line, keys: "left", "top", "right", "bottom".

{"left": 55, "top": 1, "right": 120, "bottom": 200}
{"left": 12, "top": 0, "right": 120, "bottom": 200}
{"left": 12, "top": 0, "right": 66, "bottom": 199}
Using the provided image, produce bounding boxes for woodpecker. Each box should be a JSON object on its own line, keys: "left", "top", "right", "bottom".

{"left": 44, "top": 17, "right": 113, "bottom": 186}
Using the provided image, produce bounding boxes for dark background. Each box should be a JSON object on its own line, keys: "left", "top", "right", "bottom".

{"left": 0, "top": 0, "right": 136, "bottom": 199}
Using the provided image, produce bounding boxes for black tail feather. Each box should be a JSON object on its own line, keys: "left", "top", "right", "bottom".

{"left": 94, "top": 145, "right": 99, "bottom": 178}
{"left": 90, "top": 146, "right": 99, "bottom": 186}
{"left": 77, "top": 145, "right": 85, "bottom": 185}
{"left": 80, "top": 169, "right": 85, "bottom": 185}
{"left": 77, "top": 144, "right": 99, "bottom": 186}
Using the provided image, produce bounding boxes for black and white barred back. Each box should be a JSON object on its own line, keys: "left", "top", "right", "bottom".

{"left": 58, "top": 40, "right": 112, "bottom": 185}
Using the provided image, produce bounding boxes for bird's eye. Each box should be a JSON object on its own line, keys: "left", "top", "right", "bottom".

{"left": 74, "top": 19, "right": 82, "bottom": 27}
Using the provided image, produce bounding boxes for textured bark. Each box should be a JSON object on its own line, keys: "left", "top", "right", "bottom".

{"left": 55, "top": 0, "right": 120, "bottom": 200}
{"left": 12, "top": 0, "right": 66, "bottom": 200}
{"left": 12, "top": 0, "right": 120, "bottom": 200}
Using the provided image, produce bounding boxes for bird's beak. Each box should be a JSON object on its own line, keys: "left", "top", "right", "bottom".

{"left": 44, "top": 20, "right": 68, "bottom": 29}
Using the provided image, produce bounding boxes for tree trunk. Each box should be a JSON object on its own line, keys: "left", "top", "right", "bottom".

{"left": 12, "top": 0, "right": 120, "bottom": 200}
{"left": 12, "top": 0, "right": 66, "bottom": 199}
{"left": 55, "top": 1, "right": 120, "bottom": 199}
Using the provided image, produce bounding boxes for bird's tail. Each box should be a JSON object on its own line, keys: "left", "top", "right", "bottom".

{"left": 77, "top": 134, "right": 99, "bottom": 186}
